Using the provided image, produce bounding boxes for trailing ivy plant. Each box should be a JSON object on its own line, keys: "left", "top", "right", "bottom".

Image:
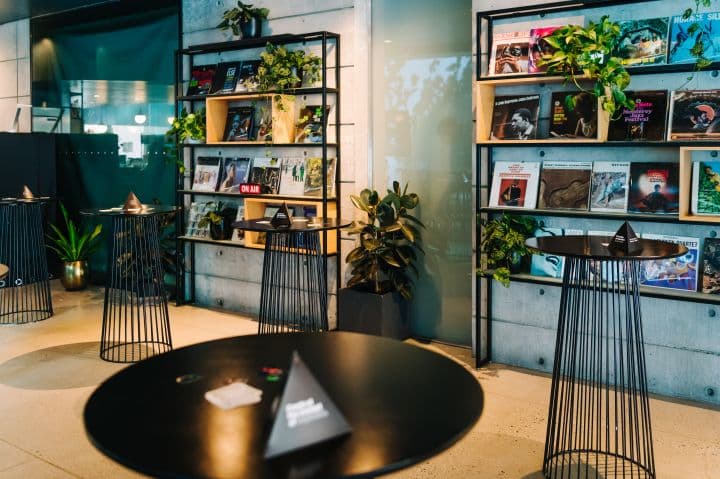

{"left": 538, "top": 16, "right": 635, "bottom": 119}
{"left": 681, "top": 0, "right": 717, "bottom": 70}
{"left": 477, "top": 214, "right": 537, "bottom": 287}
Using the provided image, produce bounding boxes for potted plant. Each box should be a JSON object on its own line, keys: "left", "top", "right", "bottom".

{"left": 339, "top": 181, "right": 424, "bottom": 339}
{"left": 166, "top": 107, "right": 206, "bottom": 144}
{"left": 198, "top": 202, "right": 237, "bottom": 240}
{"left": 47, "top": 202, "right": 102, "bottom": 291}
{"left": 217, "top": 2, "right": 269, "bottom": 39}
{"left": 257, "top": 43, "right": 322, "bottom": 93}
{"left": 477, "top": 213, "right": 537, "bottom": 287}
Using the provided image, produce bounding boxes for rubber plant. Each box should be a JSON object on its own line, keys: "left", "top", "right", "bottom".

{"left": 538, "top": 16, "right": 635, "bottom": 119}
{"left": 345, "top": 181, "right": 425, "bottom": 300}
{"left": 477, "top": 213, "right": 537, "bottom": 287}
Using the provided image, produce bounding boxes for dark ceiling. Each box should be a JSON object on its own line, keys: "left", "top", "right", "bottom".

{"left": 0, "top": 0, "right": 118, "bottom": 24}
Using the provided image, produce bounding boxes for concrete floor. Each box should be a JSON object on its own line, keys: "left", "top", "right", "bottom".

{"left": 0, "top": 282, "right": 717, "bottom": 478}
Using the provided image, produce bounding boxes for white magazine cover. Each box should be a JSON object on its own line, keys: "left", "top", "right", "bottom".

{"left": 489, "top": 161, "right": 540, "bottom": 209}
{"left": 278, "top": 157, "right": 307, "bottom": 197}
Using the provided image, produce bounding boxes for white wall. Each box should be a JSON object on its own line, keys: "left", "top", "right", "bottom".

{"left": 0, "top": 19, "right": 30, "bottom": 132}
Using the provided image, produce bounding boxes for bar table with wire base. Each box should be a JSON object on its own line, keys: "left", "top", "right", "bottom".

{"left": 82, "top": 205, "right": 176, "bottom": 363}
{"left": 525, "top": 235, "right": 687, "bottom": 479}
{"left": 0, "top": 198, "right": 53, "bottom": 324}
{"left": 234, "top": 218, "right": 347, "bottom": 334}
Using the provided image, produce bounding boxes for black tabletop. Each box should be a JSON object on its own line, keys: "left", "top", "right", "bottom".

{"left": 0, "top": 197, "right": 53, "bottom": 204}
{"left": 80, "top": 205, "right": 178, "bottom": 217}
{"left": 234, "top": 218, "right": 350, "bottom": 233}
{"left": 526, "top": 235, "right": 688, "bottom": 260}
{"left": 84, "top": 332, "right": 483, "bottom": 479}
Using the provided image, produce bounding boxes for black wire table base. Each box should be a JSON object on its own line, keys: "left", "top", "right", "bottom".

{"left": 258, "top": 230, "right": 328, "bottom": 334}
{"left": 543, "top": 257, "right": 655, "bottom": 479}
{"left": 0, "top": 201, "right": 53, "bottom": 324}
{"left": 101, "top": 215, "right": 172, "bottom": 363}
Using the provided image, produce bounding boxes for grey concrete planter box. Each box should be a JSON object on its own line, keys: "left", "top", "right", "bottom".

{"left": 337, "top": 287, "right": 409, "bottom": 340}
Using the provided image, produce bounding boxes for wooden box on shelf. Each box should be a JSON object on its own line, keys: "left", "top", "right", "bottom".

{"left": 475, "top": 77, "right": 609, "bottom": 144}
{"left": 242, "top": 197, "right": 338, "bottom": 253}
{"left": 205, "top": 93, "right": 297, "bottom": 144}
{"left": 679, "top": 146, "right": 720, "bottom": 222}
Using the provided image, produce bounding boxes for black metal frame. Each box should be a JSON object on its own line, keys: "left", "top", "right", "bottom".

{"left": 173, "top": 32, "right": 341, "bottom": 321}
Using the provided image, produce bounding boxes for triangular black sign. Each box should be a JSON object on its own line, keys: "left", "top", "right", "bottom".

{"left": 270, "top": 202, "right": 292, "bottom": 228}
{"left": 264, "top": 351, "right": 352, "bottom": 459}
{"left": 608, "top": 221, "right": 642, "bottom": 254}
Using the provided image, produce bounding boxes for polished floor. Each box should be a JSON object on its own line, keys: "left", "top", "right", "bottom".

{"left": 0, "top": 283, "right": 717, "bottom": 478}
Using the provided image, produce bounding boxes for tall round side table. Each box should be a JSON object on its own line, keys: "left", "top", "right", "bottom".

{"left": 82, "top": 206, "right": 177, "bottom": 362}
{"left": 234, "top": 218, "right": 348, "bottom": 334}
{"left": 526, "top": 235, "right": 687, "bottom": 479}
{"left": 0, "top": 198, "right": 53, "bottom": 324}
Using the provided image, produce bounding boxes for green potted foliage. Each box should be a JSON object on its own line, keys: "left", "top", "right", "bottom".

{"left": 198, "top": 202, "right": 237, "bottom": 241}
{"left": 477, "top": 213, "right": 537, "bottom": 287}
{"left": 166, "top": 107, "right": 206, "bottom": 144}
{"left": 217, "top": 1, "right": 269, "bottom": 39}
{"left": 257, "top": 43, "right": 322, "bottom": 93}
{"left": 47, "top": 202, "right": 102, "bottom": 291}
{"left": 339, "top": 181, "right": 424, "bottom": 339}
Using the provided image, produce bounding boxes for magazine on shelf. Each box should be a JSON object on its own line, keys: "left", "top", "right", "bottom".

{"left": 538, "top": 161, "right": 592, "bottom": 210}
{"left": 549, "top": 91, "right": 598, "bottom": 139}
{"left": 668, "top": 90, "right": 720, "bottom": 140}
{"left": 491, "top": 95, "right": 540, "bottom": 140}
{"left": 279, "top": 157, "right": 307, "bottom": 196}
{"left": 234, "top": 60, "right": 261, "bottom": 92}
{"left": 185, "top": 201, "right": 214, "bottom": 238}
{"left": 627, "top": 162, "right": 679, "bottom": 214}
{"left": 691, "top": 160, "right": 720, "bottom": 215}
{"left": 248, "top": 157, "right": 281, "bottom": 194}
{"left": 530, "top": 227, "right": 564, "bottom": 278}
{"left": 616, "top": 17, "right": 670, "bottom": 66}
{"left": 186, "top": 64, "right": 216, "bottom": 96}
{"left": 231, "top": 205, "right": 246, "bottom": 243}
{"left": 210, "top": 61, "right": 241, "bottom": 94}
{"left": 192, "top": 157, "right": 222, "bottom": 192}
{"left": 589, "top": 161, "right": 630, "bottom": 212}
{"left": 218, "top": 157, "right": 251, "bottom": 193}
{"left": 304, "top": 157, "right": 336, "bottom": 197}
{"left": 295, "top": 105, "right": 332, "bottom": 143}
{"left": 668, "top": 12, "right": 720, "bottom": 65}
{"left": 640, "top": 233, "right": 699, "bottom": 292}
{"left": 701, "top": 237, "right": 720, "bottom": 294}
{"left": 489, "top": 161, "right": 540, "bottom": 209}
{"left": 607, "top": 90, "right": 668, "bottom": 141}
{"left": 224, "top": 106, "right": 255, "bottom": 142}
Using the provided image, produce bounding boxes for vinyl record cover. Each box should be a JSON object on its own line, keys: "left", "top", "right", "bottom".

{"left": 616, "top": 17, "right": 669, "bottom": 66}
{"left": 218, "top": 157, "right": 251, "bottom": 193}
{"left": 304, "top": 157, "right": 336, "bottom": 197}
{"left": 234, "top": 60, "right": 261, "bottom": 92}
{"left": 295, "top": 105, "right": 332, "bottom": 143}
{"left": 186, "top": 64, "right": 216, "bottom": 96}
{"left": 489, "top": 31, "right": 531, "bottom": 76}
{"left": 489, "top": 161, "right": 540, "bottom": 209}
{"left": 530, "top": 227, "right": 565, "bottom": 278}
{"left": 668, "top": 11, "right": 720, "bottom": 64}
{"left": 589, "top": 162, "right": 630, "bottom": 212}
{"left": 640, "top": 234, "right": 699, "bottom": 291}
{"left": 192, "top": 157, "right": 222, "bottom": 192}
{"left": 491, "top": 95, "right": 540, "bottom": 140}
{"left": 224, "top": 106, "right": 255, "bottom": 141}
{"left": 248, "top": 157, "right": 281, "bottom": 194}
{"left": 279, "top": 157, "right": 307, "bottom": 196}
{"left": 549, "top": 91, "right": 598, "bottom": 139}
{"left": 627, "top": 162, "right": 679, "bottom": 213}
{"left": 538, "top": 161, "right": 592, "bottom": 210}
{"left": 701, "top": 237, "right": 720, "bottom": 293}
{"left": 668, "top": 90, "right": 720, "bottom": 140}
{"left": 691, "top": 161, "right": 720, "bottom": 215}
{"left": 607, "top": 90, "right": 668, "bottom": 141}
{"left": 210, "top": 61, "right": 241, "bottom": 94}
{"left": 528, "top": 26, "right": 561, "bottom": 73}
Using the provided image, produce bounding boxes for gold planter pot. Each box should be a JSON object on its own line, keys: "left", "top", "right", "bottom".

{"left": 61, "top": 260, "right": 88, "bottom": 291}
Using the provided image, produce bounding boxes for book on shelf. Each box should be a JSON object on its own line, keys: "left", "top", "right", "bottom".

{"left": 537, "top": 161, "right": 592, "bottom": 211}
{"left": 295, "top": 105, "right": 332, "bottom": 143}
{"left": 549, "top": 91, "right": 598, "bottom": 139}
{"left": 640, "top": 233, "right": 699, "bottom": 292}
{"left": 668, "top": 11, "right": 720, "bottom": 65}
{"left": 627, "top": 162, "right": 679, "bottom": 214}
{"left": 616, "top": 17, "right": 670, "bottom": 66}
{"left": 701, "top": 237, "right": 720, "bottom": 294}
{"left": 488, "top": 161, "right": 540, "bottom": 209}
{"left": 691, "top": 160, "right": 720, "bottom": 215}
{"left": 528, "top": 26, "right": 561, "bottom": 74}
{"left": 218, "top": 157, "right": 252, "bottom": 193}
{"left": 279, "top": 157, "right": 307, "bottom": 196}
{"left": 234, "top": 60, "right": 261, "bottom": 93}
{"left": 491, "top": 95, "right": 540, "bottom": 140}
{"left": 210, "top": 61, "right": 241, "bottom": 94}
{"left": 304, "top": 157, "right": 337, "bottom": 197}
{"left": 192, "top": 157, "right": 222, "bottom": 192}
{"left": 668, "top": 90, "right": 720, "bottom": 140}
{"left": 530, "top": 227, "right": 564, "bottom": 278}
{"left": 231, "top": 205, "right": 246, "bottom": 243}
{"left": 248, "top": 157, "right": 281, "bottom": 194}
{"left": 186, "top": 64, "right": 216, "bottom": 96}
{"left": 607, "top": 90, "right": 668, "bottom": 142}
{"left": 589, "top": 161, "right": 630, "bottom": 213}
{"left": 224, "top": 106, "right": 255, "bottom": 142}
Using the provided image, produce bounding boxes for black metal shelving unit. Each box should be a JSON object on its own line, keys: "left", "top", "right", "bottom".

{"left": 174, "top": 31, "right": 341, "bottom": 308}
{"left": 475, "top": 0, "right": 720, "bottom": 368}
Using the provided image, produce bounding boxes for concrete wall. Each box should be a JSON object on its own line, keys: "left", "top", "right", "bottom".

{"left": 475, "top": 0, "right": 720, "bottom": 405}
{"left": 0, "top": 19, "right": 30, "bottom": 132}
{"left": 181, "top": 1, "right": 370, "bottom": 327}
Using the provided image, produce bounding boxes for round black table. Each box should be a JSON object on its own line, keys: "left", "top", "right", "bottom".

{"left": 526, "top": 235, "right": 686, "bottom": 479}
{"left": 81, "top": 205, "right": 177, "bottom": 362}
{"left": 0, "top": 197, "right": 53, "bottom": 324}
{"left": 84, "top": 332, "right": 483, "bottom": 479}
{"left": 234, "top": 218, "right": 349, "bottom": 333}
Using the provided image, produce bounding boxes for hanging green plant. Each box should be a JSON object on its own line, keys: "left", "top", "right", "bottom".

{"left": 257, "top": 43, "right": 322, "bottom": 92}
{"left": 680, "top": 0, "right": 717, "bottom": 70}
{"left": 476, "top": 214, "right": 537, "bottom": 287}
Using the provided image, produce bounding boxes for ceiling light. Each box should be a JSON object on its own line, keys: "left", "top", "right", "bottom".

{"left": 134, "top": 114, "right": 147, "bottom": 125}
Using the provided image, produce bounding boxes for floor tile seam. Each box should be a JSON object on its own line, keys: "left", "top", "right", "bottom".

{"left": 0, "top": 437, "right": 83, "bottom": 478}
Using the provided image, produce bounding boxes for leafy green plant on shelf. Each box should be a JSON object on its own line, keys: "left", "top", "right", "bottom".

{"left": 345, "top": 181, "right": 425, "bottom": 300}
{"left": 198, "top": 201, "right": 237, "bottom": 241}
{"left": 680, "top": 0, "right": 718, "bottom": 71}
{"left": 257, "top": 43, "right": 322, "bottom": 109}
{"left": 216, "top": 2, "right": 269, "bottom": 37}
{"left": 537, "top": 16, "right": 635, "bottom": 119}
{"left": 477, "top": 213, "right": 537, "bottom": 287}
